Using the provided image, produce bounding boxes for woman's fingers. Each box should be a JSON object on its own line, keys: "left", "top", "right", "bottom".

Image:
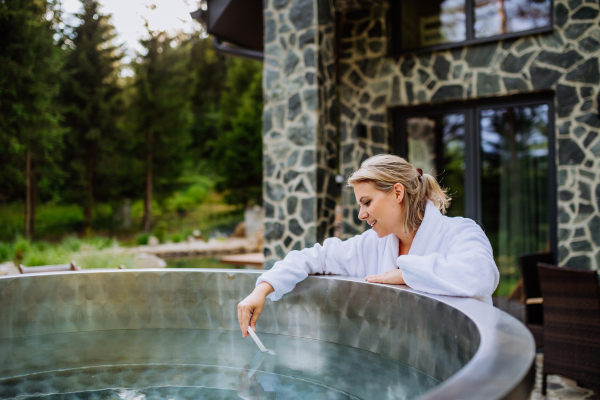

{"left": 249, "top": 306, "right": 262, "bottom": 331}
{"left": 365, "top": 273, "right": 385, "bottom": 282}
{"left": 365, "top": 270, "right": 404, "bottom": 284}
{"left": 238, "top": 302, "right": 252, "bottom": 338}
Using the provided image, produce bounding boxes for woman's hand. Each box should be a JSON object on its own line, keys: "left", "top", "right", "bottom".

{"left": 237, "top": 282, "right": 274, "bottom": 338}
{"left": 365, "top": 268, "right": 405, "bottom": 285}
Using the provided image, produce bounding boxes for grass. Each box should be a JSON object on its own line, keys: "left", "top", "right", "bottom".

{"left": 0, "top": 189, "right": 245, "bottom": 268}
{"left": 1, "top": 236, "right": 135, "bottom": 269}
{"left": 0, "top": 191, "right": 243, "bottom": 242}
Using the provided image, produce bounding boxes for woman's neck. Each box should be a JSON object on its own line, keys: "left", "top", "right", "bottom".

{"left": 397, "top": 228, "right": 417, "bottom": 256}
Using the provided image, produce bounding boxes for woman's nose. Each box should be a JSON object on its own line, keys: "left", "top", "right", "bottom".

{"left": 358, "top": 208, "right": 368, "bottom": 220}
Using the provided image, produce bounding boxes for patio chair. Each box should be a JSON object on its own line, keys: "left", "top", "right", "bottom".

{"left": 19, "top": 261, "right": 81, "bottom": 274}
{"left": 537, "top": 263, "right": 600, "bottom": 398}
{"left": 518, "top": 252, "right": 554, "bottom": 348}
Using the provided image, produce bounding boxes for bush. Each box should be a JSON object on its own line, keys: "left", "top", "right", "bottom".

{"left": 87, "top": 236, "right": 114, "bottom": 250}
{"left": 12, "top": 236, "right": 30, "bottom": 265}
{"left": 153, "top": 221, "right": 168, "bottom": 244}
{"left": 62, "top": 236, "right": 82, "bottom": 252}
{"left": 171, "top": 233, "right": 182, "bottom": 243}
{"left": 0, "top": 242, "right": 13, "bottom": 263}
{"left": 136, "top": 233, "right": 150, "bottom": 246}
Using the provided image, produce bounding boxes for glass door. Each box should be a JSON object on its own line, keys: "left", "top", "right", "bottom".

{"left": 479, "top": 104, "right": 551, "bottom": 295}
{"left": 394, "top": 94, "right": 556, "bottom": 297}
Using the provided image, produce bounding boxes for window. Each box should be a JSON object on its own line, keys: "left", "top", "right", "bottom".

{"left": 393, "top": 94, "right": 557, "bottom": 295}
{"left": 391, "top": 0, "right": 553, "bottom": 53}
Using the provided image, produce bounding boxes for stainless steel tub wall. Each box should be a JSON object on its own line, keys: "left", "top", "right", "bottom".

{"left": 0, "top": 269, "right": 535, "bottom": 400}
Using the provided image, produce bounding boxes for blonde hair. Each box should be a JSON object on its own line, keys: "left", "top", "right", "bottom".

{"left": 347, "top": 154, "right": 451, "bottom": 233}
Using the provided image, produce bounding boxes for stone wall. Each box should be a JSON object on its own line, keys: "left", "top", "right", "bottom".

{"left": 337, "top": 1, "right": 600, "bottom": 270}
{"left": 262, "top": 0, "right": 338, "bottom": 268}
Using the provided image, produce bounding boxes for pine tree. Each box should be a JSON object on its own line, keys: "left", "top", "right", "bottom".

{"left": 60, "top": 0, "right": 123, "bottom": 231}
{"left": 132, "top": 29, "right": 193, "bottom": 232}
{"left": 0, "top": 0, "right": 64, "bottom": 238}
{"left": 212, "top": 57, "right": 263, "bottom": 207}
{"left": 187, "top": 35, "right": 227, "bottom": 166}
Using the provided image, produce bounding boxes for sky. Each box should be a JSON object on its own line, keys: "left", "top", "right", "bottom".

{"left": 61, "top": 0, "right": 204, "bottom": 63}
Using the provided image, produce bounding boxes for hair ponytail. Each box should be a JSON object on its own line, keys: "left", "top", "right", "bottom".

{"left": 420, "top": 173, "right": 450, "bottom": 214}
{"left": 347, "top": 154, "right": 452, "bottom": 233}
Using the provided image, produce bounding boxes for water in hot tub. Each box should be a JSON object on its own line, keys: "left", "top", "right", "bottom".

{"left": 0, "top": 329, "right": 439, "bottom": 399}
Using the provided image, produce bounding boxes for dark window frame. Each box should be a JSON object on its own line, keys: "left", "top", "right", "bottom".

{"left": 389, "top": 0, "right": 554, "bottom": 55}
{"left": 392, "top": 92, "right": 557, "bottom": 258}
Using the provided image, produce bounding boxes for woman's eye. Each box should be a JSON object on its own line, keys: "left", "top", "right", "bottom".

{"left": 365, "top": 201, "right": 370, "bottom": 206}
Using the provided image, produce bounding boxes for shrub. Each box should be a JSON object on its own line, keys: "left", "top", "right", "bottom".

{"left": 87, "top": 236, "right": 114, "bottom": 250}
{"left": 136, "top": 233, "right": 150, "bottom": 246}
{"left": 12, "top": 236, "right": 30, "bottom": 265}
{"left": 171, "top": 233, "right": 182, "bottom": 243}
{"left": 153, "top": 221, "right": 168, "bottom": 244}
{"left": 62, "top": 236, "right": 82, "bottom": 252}
{"left": 0, "top": 242, "right": 13, "bottom": 263}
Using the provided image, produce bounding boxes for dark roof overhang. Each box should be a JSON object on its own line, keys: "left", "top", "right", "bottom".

{"left": 191, "top": 0, "right": 264, "bottom": 61}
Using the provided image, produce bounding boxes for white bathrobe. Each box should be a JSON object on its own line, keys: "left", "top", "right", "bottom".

{"left": 257, "top": 202, "right": 500, "bottom": 305}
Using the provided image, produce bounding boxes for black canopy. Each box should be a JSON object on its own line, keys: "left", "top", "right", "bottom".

{"left": 192, "top": 0, "right": 264, "bottom": 52}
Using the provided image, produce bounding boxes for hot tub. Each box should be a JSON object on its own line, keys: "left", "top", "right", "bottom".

{"left": 0, "top": 269, "right": 535, "bottom": 399}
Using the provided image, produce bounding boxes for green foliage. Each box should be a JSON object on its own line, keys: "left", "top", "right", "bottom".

{"left": 13, "top": 236, "right": 132, "bottom": 268}
{"left": 0, "top": 0, "right": 65, "bottom": 213}
{"left": 0, "top": 3, "right": 264, "bottom": 241}
{"left": 62, "top": 235, "right": 82, "bottom": 252}
{"left": 135, "top": 233, "right": 149, "bottom": 246}
{"left": 211, "top": 57, "right": 263, "bottom": 207}
{"left": 59, "top": 0, "right": 124, "bottom": 227}
{"left": 0, "top": 242, "right": 12, "bottom": 262}
{"left": 165, "top": 175, "right": 213, "bottom": 214}
{"left": 152, "top": 221, "right": 167, "bottom": 243}
{"left": 130, "top": 29, "right": 195, "bottom": 230}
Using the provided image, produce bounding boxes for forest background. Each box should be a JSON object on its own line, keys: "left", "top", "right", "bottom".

{"left": 0, "top": 0, "right": 263, "bottom": 265}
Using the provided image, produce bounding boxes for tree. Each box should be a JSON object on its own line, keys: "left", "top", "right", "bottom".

{"left": 60, "top": 0, "right": 123, "bottom": 231}
{"left": 132, "top": 29, "right": 193, "bottom": 232}
{"left": 187, "top": 34, "right": 227, "bottom": 167}
{"left": 0, "top": 0, "right": 64, "bottom": 238}
{"left": 211, "top": 56, "right": 263, "bottom": 207}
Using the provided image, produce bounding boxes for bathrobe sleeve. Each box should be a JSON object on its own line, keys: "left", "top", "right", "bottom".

{"left": 398, "top": 219, "right": 499, "bottom": 301}
{"left": 256, "top": 231, "right": 379, "bottom": 301}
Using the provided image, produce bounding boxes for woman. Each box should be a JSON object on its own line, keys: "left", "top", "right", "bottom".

{"left": 237, "top": 154, "right": 499, "bottom": 338}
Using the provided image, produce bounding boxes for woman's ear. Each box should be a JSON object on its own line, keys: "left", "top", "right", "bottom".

{"left": 393, "top": 183, "right": 404, "bottom": 203}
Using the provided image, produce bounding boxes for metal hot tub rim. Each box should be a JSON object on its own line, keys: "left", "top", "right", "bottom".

{"left": 0, "top": 269, "right": 535, "bottom": 400}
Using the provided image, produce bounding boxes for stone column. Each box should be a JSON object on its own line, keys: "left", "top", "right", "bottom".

{"left": 262, "top": 0, "right": 337, "bottom": 268}
{"left": 338, "top": 4, "right": 394, "bottom": 238}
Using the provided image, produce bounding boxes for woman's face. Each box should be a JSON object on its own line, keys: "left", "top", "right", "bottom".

{"left": 353, "top": 181, "right": 404, "bottom": 238}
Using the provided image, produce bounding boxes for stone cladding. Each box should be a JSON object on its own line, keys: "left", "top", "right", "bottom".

{"left": 336, "top": 1, "right": 600, "bottom": 271}
{"left": 261, "top": 0, "right": 338, "bottom": 268}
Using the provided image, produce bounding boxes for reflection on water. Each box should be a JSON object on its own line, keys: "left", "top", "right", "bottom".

{"left": 0, "top": 329, "right": 439, "bottom": 400}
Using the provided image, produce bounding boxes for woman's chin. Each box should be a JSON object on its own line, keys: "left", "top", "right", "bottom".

{"left": 373, "top": 228, "right": 386, "bottom": 238}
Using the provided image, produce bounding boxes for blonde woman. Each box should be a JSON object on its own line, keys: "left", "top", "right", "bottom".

{"left": 237, "top": 154, "right": 499, "bottom": 338}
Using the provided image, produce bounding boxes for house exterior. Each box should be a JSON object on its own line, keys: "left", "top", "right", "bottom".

{"left": 202, "top": 0, "right": 600, "bottom": 286}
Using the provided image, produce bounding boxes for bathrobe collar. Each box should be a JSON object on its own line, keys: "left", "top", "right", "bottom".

{"left": 409, "top": 201, "right": 444, "bottom": 256}
{"left": 387, "top": 201, "right": 444, "bottom": 259}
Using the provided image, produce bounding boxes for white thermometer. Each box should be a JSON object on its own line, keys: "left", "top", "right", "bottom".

{"left": 247, "top": 326, "right": 268, "bottom": 352}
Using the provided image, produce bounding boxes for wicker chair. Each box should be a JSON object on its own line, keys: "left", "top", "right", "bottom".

{"left": 518, "top": 252, "right": 554, "bottom": 348}
{"left": 537, "top": 263, "right": 600, "bottom": 398}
